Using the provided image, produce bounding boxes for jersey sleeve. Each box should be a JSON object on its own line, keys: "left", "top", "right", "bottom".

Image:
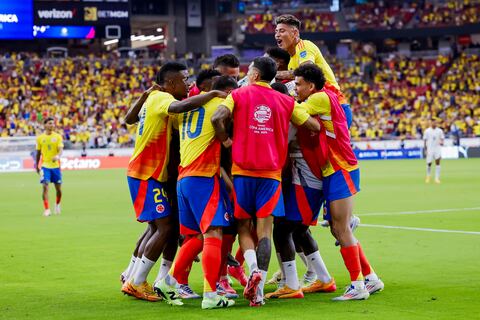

{"left": 150, "top": 92, "right": 177, "bottom": 116}
{"left": 298, "top": 42, "right": 317, "bottom": 66}
{"left": 291, "top": 102, "right": 310, "bottom": 126}
{"left": 301, "top": 92, "right": 331, "bottom": 116}
{"left": 57, "top": 135, "right": 64, "bottom": 149}
{"left": 222, "top": 94, "right": 235, "bottom": 112}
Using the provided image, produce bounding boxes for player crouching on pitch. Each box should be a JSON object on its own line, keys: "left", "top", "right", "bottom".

{"left": 292, "top": 64, "right": 384, "bottom": 301}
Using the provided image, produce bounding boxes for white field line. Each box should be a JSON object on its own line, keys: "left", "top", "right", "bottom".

{"left": 360, "top": 223, "right": 480, "bottom": 235}
{"left": 357, "top": 207, "right": 480, "bottom": 217}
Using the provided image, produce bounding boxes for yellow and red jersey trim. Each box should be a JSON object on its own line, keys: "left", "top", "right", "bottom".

{"left": 178, "top": 140, "right": 221, "bottom": 179}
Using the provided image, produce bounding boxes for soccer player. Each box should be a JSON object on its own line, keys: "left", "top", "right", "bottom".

{"left": 274, "top": 14, "right": 352, "bottom": 127}
{"left": 424, "top": 119, "right": 444, "bottom": 183}
{"left": 120, "top": 62, "right": 227, "bottom": 303}
{"left": 212, "top": 57, "right": 320, "bottom": 306}
{"left": 189, "top": 54, "right": 240, "bottom": 96}
{"left": 293, "top": 64, "right": 384, "bottom": 301}
{"left": 162, "top": 75, "right": 239, "bottom": 309}
{"left": 36, "top": 117, "right": 63, "bottom": 217}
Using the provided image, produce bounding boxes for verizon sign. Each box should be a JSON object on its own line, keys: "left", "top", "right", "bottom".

{"left": 37, "top": 9, "right": 75, "bottom": 19}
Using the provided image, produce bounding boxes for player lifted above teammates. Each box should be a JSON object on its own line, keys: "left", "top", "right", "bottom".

{"left": 36, "top": 117, "right": 63, "bottom": 217}
{"left": 212, "top": 56, "right": 320, "bottom": 307}
{"left": 120, "top": 62, "right": 227, "bottom": 303}
{"left": 424, "top": 119, "right": 445, "bottom": 184}
{"left": 293, "top": 64, "right": 384, "bottom": 301}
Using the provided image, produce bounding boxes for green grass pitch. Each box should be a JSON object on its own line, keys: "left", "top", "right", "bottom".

{"left": 1, "top": 159, "right": 480, "bottom": 320}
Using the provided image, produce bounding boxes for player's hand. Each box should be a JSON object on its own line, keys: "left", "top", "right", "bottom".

{"left": 222, "top": 138, "right": 233, "bottom": 148}
{"left": 211, "top": 90, "right": 228, "bottom": 99}
{"left": 36, "top": 167, "right": 40, "bottom": 174}
{"left": 145, "top": 83, "right": 161, "bottom": 95}
{"left": 52, "top": 156, "right": 59, "bottom": 162}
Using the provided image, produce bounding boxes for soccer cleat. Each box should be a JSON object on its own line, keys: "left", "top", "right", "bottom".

{"left": 121, "top": 281, "right": 135, "bottom": 296}
{"left": 120, "top": 273, "right": 127, "bottom": 285}
{"left": 265, "top": 285, "right": 304, "bottom": 299}
{"left": 226, "top": 253, "right": 240, "bottom": 267}
{"left": 177, "top": 284, "right": 201, "bottom": 299}
{"left": 332, "top": 285, "right": 369, "bottom": 301}
{"left": 123, "top": 281, "right": 161, "bottom": 302}
{"left": 228, "top": 265, "right": 248, "bottom": 287}
{"left": 425, "top": 176, "right": 431, "bottom": 183}
{"left": 55, "top": 204, "right": 61, "bottom": 215}
{"left": 365, "top": 278, "right": 384, "bottom": 295}
{"left": 201, "top": 294, "right": 235, "bottom": 309}
{"left": 335, "top": 215, "right": 361, "bottom": 246}
{"left": 302, "top": 278, "right": 337, "bottom": 293}
{"left": 266, "top": 270, "right": 282, "bottom": 285}
{"left": 43, "top": 209, "right": 51, "bottom": 217}
{"left": 302, "top": 272, "right": 317, "bottom": 287}
{"left": 218, "top": 279, "right": 239, "bottom": 299}
{"left": 435, "top": 178, "right": 441, "bottom": 184}
{"left": 154, "top": 279, "right": 184, "bottom": 306}
{"left": 249, "top": 298, "right": 265, "bottom": 307}
{"left": 243, "top": 270, "right": 262, "bottom": 301}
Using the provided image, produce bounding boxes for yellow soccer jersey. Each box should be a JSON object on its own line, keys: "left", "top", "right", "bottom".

{"left": 127, "top": 91, "right": 176, "bottom": 182}
{"left": 288, "top": 39, "right": 339, "bottom": 90}
{"left": 176, "top": 95, "right": 223, "bottom": 179}
{"left": 36, "top": 132, "right": 64, "bottom": 168}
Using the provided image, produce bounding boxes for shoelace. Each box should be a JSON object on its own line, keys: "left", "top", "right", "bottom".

{"left": 180, "top": 285, "right": 195, "bottom": 295}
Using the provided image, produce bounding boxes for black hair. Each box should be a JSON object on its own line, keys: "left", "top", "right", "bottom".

{"left": 213, "top": 54, "right": 240, "bottom": 69}
{"left": 293, "top": 64, "right": 326, "bottom": 90}
{"left": 44, "top": 117, "right": 54, "bottom": 124}
{"left": 275, "top": 14, "right": 301, "bottom": 29}
{"left": 212, "top": 75, "right": 239, "bottom": 91}
{"left": 266, "top": 47, "right": 290, "bottom": 65}
{"left": 196, "top": 69, "right": 221, "bottom": 87}
{"left": 155, "top": 62, "right": 188, "bottom": 85}
{"left": 252, "top": 56, "right": 277, "bottom": 82}
{"left": 271, "top": 82, "right": 289, "bottom": 95}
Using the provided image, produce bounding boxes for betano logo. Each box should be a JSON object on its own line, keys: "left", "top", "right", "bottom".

{"left": 0, "top": 14, "right": 19, "bottom": 23}
{"left": 37, "top": 9, "right": 76, "bottom": 19}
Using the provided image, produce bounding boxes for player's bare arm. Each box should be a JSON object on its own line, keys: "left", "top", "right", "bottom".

{"left": 276, "top": 61, "right": 314, "bottom": 80}
{"left": 300, "top": 117, "right": 321, "bottom": 132}
{"left": 125, "top": 84, "right": 161, "bottom": 125}
{"left": 35, "top": 150, "right": 41, "bottom": 174}
{"left": 52, "top": 147, "right": 63, "bottom": 162}
{"left": 211, "top": 105, "right": 232, "bottom": 143}
{"left": 168, "top": 90, "right": 227, "bottom": 114}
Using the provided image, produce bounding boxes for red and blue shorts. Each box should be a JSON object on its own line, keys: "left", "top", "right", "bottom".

{"left": 233, "top": 176, "right": 284, "bottom": 219}
{"left": 284, "top": 183, "right": 324, "bottom": 226}
{"left": 177, "top": 175, "right": 231, "bottom": 235}
{"left": 323, "top": 168, "right": 360, "bottom": 221}
{"left": 127, "top": 177, "right": 172, "bottom": 223}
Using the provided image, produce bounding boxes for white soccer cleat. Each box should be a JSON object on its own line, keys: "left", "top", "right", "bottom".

{"left": 201, "top": 294, "right": 235, "bottom": 309}
{"left": 302, "top": 272, "right": 317, "bottom": 287}
{"left": 435, "top": 178, "right": 441, "bottom": 184}
{"left": 43, "top": 209, "right": 51, "bottom": 217}
{"left": 55, "top": 204, "right": 61, "bottom": 215}
{"left": 153, "top": 279, "right": 184, "bottom": 306}
{"left": 266, "top": 270, "right": 282, "bottom": 285}
{"left": 177, "top": 284, "right": 201, "bottom": 299}
{"left": 332, "top": 284, "right": 370, "bottom": 301}
{"left": 365, "top": 278, "right": 384, "bottom": 295}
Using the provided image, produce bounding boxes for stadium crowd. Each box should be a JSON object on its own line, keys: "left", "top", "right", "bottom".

{"left": 1, "top": 49, "right": 479, "bottom": 147}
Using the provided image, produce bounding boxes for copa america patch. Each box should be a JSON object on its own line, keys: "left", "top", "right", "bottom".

{"left": 300, "top": 50, "right": 307, "bottom": 58}
{"left": 224, "top": 212, "right": 230, "bottom": 221}
{"left": 156, "top": 204, "right": 165, "bottom": 213}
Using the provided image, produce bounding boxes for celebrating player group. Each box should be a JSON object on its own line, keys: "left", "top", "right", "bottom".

{"left": 118, "top": 14, "right": 384, "bottom": 309}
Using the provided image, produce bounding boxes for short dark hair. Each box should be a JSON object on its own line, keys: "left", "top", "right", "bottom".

{"left": 213, "top": 54, "right": 240, "bottom": 69}
{"left": 275, "top": 14, "right": 301, "bottom": 29}
{"left": 293, "top": 64, "right": 326, "bottom": 90}
{"left": 196, "top": 69, "right": 221, "bottom": 87}
{"left": 212, "top": 75, "right": 239, "bottom": 91}
{"left": 44, "top": 117, "right": 54, "bottom": 124}
{"left": 252, "top": 56, "right": 277, "bottom": 82}
{"left": 156, "top": 62, "right": 187, "bottom": 85}
{"left": 271, "top": 82, "right": 289, "bottom": 95}
{"left": 266, "top": 47, "right": 290, "bottom": 65}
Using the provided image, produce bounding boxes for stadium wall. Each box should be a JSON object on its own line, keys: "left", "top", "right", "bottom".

{"left": 1, "top": 138, "right": 479, "bottom": 173}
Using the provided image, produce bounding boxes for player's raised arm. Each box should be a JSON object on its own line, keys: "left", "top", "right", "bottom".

{"left": 167, "top": 90, "right": 227, "bottom": 114}
{"left": 125, "top": 84, "right": 161, "bottom": 125}
{"left": 211, "top": 104, "right": 232, "bottom": 144}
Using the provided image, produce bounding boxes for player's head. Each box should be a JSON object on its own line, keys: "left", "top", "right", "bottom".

{"left": 271, "top": 82, "right": 289, "bottom": 95}
{"left": 431, "top": 118, "right": 438, "bottom": 128}
{"left": 44, "top": 117, "right": 55, "bottom": 132}
{"left": 213, "top": 54, "right": 240, "bottom": 80}
{"left": 274, "top": 14, "right": 301, "bottom": 52}
{"left": 293, "top": 64, "right": 326, "bottom": 102}
{"left": 212, "top": 75, "right": 239, "bottom": 94}
{"left": 156, "top": 62, "right": 189, "bottom": 100}
{"left": 265, "top": 47, "right": 290, "bottom": 71}
{"left": 196, "top": 69, "right": 221, "bottom": 92}
{"left": 247, "top": 56, "right": 277, "bottom": 85}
